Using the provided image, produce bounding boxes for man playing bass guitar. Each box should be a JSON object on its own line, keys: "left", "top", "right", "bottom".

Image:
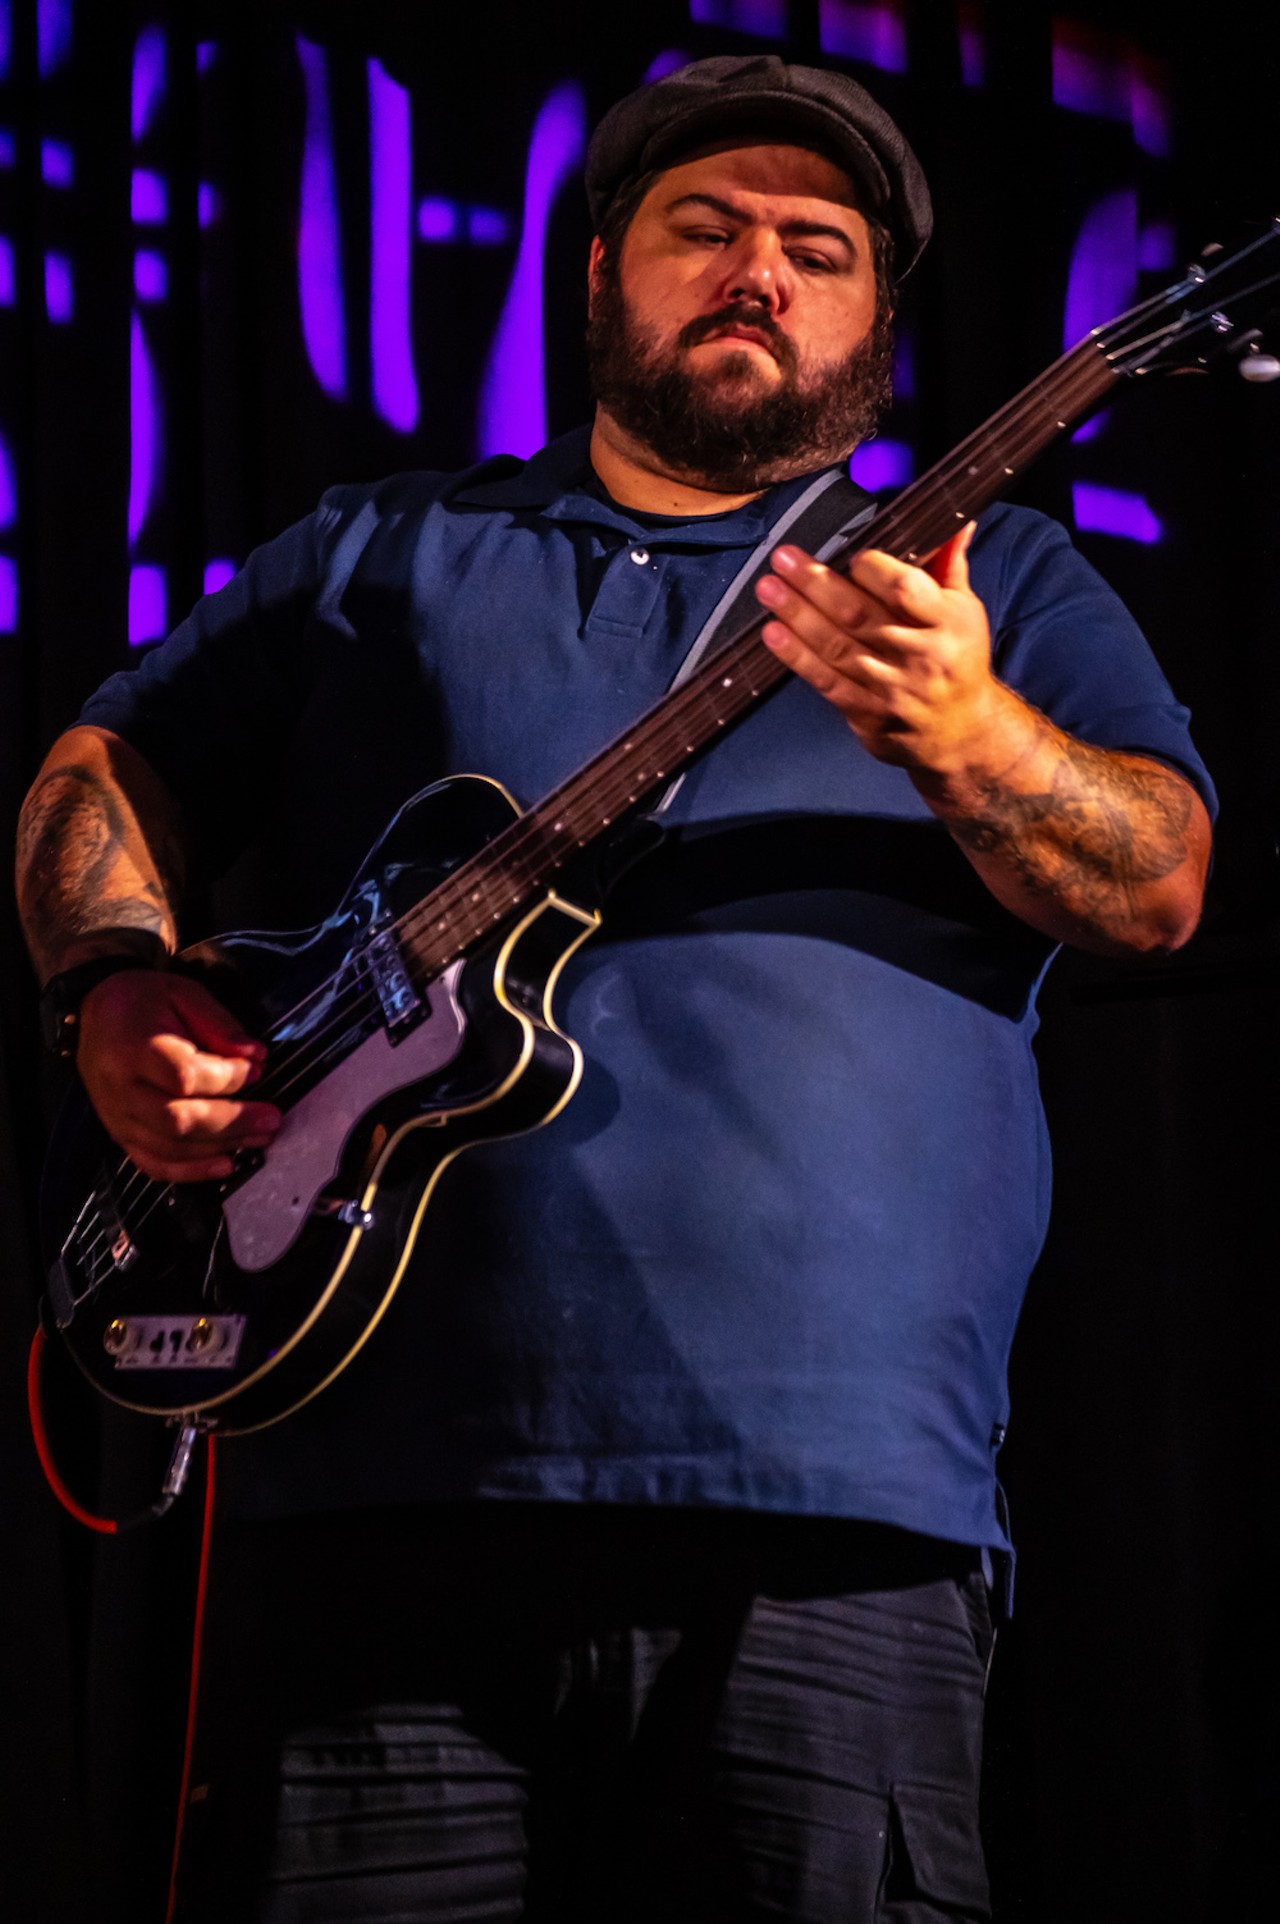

{"left": 17, "top": 54, "right": 1213, "bottom": 1924}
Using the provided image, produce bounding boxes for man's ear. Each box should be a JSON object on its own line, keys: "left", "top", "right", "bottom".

{"left": 587, "top": 235, "right": 606, "bottom": 306}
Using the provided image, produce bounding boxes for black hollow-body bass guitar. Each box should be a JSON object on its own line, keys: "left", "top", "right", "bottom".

{"left": 40, "top": 228, "right": 1280, "bottom": 1431}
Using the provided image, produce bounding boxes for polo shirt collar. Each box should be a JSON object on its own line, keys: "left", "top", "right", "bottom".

{"left": 452, "top": 424, "right": 847, "bottom": 550}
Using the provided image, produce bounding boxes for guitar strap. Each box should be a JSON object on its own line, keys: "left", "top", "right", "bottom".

{"left": 649, "top": 464, "right": 877, "bottom": 818}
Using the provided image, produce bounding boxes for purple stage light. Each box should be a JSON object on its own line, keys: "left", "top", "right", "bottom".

{"left": 644, "top": 51, "right": 690, "bottom": 83}
{"left": 368, "top": 57, "right": 419, "bottom": 433}
{"left": 197, "top": 41, "right": 218, "bottom": 75}
{"left": 0, "top": 5, "right": 9, "bottom": 84}
{"left": 1072, "top": 482, "right": 1161, "bottom": 544}
{"left": 198, "top": 182, "right": 220, "bottom": 229}
{"left": 0, "top": 432, "right": 15, "bottom": 529}
{"left": 957, "top": 1, "right": 985, "bottom": 87}
{"left": 1129, "top": 58, "right": 1169, "bottom": 158}
{"left": 37, "top": 0, "right": 72, "bottom": 80}
{"left": 0, "top": 131, "right": 13, "bottom": 169}
{"left": 296, "top": 35, "right": 348, "bottom": 402}
{"left": 1064, "top": 187, "right": 1135, "bottom": 444}
{"left": 1065, "top": 187, "right": 1136, "bottom": 344}
{"left": 849, "top": 439, "right": 913, "bottom": 493}
{"left": 134, "top": 250, "right": 167, "bottom": 302}
{"left": 132, "top": 26, "right": 167, "bottom": 142}
{"left": 819, "top": 0, "right": 908, "bottom": 72}
{"left": 44, "top": 252, "right": 72, "bottom": 322}
{"left": 128, "top": 312, "right": 159, "bottom": 546}
{"left": 0, "top": 556, "right": 17, "bottom": 633}
{"left": 128, "top": 565, "right": 167, "bottom": 645}
{"left": 41, "top": 139, "right": 73, "bottom": 187}
{"left": 690, "top": 0, "right": 785, "bottom": 35}
{"left": 467, "top": 206, "right": 510, "bottom": 246}
{"left": 203, "top": 558, "right": 236, "bottom": 596}
{"left": 418, "top": 197, "right": 458, "bottom": 242}
{"left": 1052, "top": 37, "right": 1128, "bottom": 120}
{"left": 132, "top": 168, "right": 168, "bottom": 223}
{"left": 478, "top": 82, "right": 586, "bottom": 460}
{"left": 0, "top": 238, "right": 14, "bottom": 306}
{"left": 1051, "top": 22, "right": 1169, "bottom": 155}
{"left": 1137, "top": 221, "right": 1175, "bottom": 274}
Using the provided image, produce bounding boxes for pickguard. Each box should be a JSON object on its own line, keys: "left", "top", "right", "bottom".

{"left": 222, "top": 961, "right": 466, "bottom": 1272}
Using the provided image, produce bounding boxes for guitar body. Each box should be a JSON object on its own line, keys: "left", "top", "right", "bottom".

{"left": 40, "top": 776, "right": 600, "bottom": 1432}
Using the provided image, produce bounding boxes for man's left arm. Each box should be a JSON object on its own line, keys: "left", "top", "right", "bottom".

{"left": 755, "top": 528, "right": 1212, "bottom": 957}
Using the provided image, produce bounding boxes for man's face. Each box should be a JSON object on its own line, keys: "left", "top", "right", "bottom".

{"left": 587, "top": 142, "right": 891, "bottom": 491}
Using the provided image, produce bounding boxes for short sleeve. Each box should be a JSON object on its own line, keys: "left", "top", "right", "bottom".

{"left": 969, "top": 504, "right": 1217, "bottom": 818}
{"left": 79, "top": 486, "right": 379, "bottom": 876}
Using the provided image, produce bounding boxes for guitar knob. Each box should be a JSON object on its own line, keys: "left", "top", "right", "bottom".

{"left": 1239, "top": 351, "right": 1280, "bottom": 382}
{"left": 103, "top": 1318, "right": 131, "bottom": 1356}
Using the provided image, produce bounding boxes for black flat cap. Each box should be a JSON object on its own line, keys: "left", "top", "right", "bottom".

{"left": 585, "top": 54, "right": 932, "bottom": 277}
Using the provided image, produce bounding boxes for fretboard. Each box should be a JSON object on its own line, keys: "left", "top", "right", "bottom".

{"left": 394, "top": 331, "right": 1120, "bottom": 978}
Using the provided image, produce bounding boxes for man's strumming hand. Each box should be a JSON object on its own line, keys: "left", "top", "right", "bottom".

{"left": 77, "top": 971, "right": 280, "bottom": 1185}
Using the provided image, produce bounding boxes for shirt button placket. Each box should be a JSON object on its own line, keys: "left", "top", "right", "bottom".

{"left": 584, "top": 543, "right": 665, "bottom": 640}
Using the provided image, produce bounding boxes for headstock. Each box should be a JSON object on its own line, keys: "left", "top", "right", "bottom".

{"left": 1098, "top": 219, "right": 1280, "bottom": 382}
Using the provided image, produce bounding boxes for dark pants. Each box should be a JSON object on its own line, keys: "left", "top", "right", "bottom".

{"left": 176, "top": 1505, "right": 993, "bottom": 1923}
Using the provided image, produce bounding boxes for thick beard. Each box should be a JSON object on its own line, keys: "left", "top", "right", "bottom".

{"left": 586, "top": 263, "right": 893, "bottom": 493}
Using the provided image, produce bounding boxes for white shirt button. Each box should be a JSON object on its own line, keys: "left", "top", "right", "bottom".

{"left": 630, "top": 547, "right": 650, "bottom": 565}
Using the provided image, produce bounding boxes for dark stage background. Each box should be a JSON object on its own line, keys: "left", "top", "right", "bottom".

{"left": 2, "top": 2, "right": 1278, "bottom": 1918}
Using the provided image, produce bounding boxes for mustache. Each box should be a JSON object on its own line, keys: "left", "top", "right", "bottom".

{"left": 676, "top": 303, "right": 799, "bottom": 377}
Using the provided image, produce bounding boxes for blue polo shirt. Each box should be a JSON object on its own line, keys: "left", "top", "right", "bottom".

{"left": 81, "top": 427, "right": 1214, "bottom": 1545}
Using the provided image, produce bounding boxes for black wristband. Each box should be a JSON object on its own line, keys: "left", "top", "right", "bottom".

{"left": 39, "top": 954, "right": 164, "bottom": 1061}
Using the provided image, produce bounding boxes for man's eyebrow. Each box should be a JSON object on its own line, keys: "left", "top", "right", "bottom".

{"left": 663, "top": 192, "right": 859, "bottom": 255}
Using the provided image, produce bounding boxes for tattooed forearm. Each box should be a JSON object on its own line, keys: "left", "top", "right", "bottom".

{"left": 916, "top": 702, "right": 1210, "bottom": 955}
{"left": 16, "top": 731, "right": 186, "bottom": 982}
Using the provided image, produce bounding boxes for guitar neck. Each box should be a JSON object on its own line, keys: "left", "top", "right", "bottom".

{"left": 397, "top": 332, "right": 1120, "bottom": 980}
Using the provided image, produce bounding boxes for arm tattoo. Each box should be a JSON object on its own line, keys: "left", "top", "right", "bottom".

{"left": 947, "top": 722, "right": 1197, "bottom": 936}
{"left": 16, "top": 762, "right": 182, "bottom": 974}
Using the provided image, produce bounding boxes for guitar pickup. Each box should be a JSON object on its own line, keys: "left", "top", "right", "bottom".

{"left": 101, "top": 1314, "right": 246, "bottom": 1370}
{"left": 365, "top": 929, "right": 422, "bottom": 1035}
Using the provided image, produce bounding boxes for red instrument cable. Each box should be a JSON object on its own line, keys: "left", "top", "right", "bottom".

{"left": 27, "top": 1326, "right": 218, "bottom": 1923}
{"left": 27, "top": 1325, "right": 118, "bottom": 1532}
{"left": 164, "top": 1426, "right": 216, "bottom": 1924}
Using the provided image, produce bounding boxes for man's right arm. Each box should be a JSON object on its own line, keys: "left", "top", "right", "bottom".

{"left": 17, "top": 724, "right": 184, "bottom": 980}
{"left": 17, "top": 726, "right": 280, "bottom": 1182}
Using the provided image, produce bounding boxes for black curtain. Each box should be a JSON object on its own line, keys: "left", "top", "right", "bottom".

{"left": 2, "top": 3, "right": 1277, "bottom": 1918}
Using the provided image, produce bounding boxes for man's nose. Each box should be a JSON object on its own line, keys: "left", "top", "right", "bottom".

{"left": 720, "top": 231, "right": 790, "bottom": 311}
